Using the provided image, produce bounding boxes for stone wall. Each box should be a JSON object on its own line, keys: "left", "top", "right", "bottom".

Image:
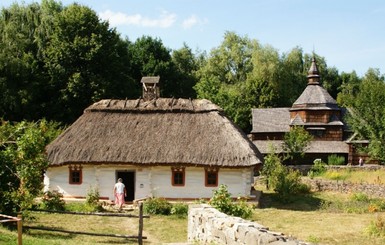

{"left": 303, "top": 177, "right": 385, "bottom": 198}
{"left": 188, "top": 204, "right": 308, "bottom": 245}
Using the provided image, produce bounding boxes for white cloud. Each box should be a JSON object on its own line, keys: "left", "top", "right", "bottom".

{"left": 99, "top": 10, "right": 177, "bottom": 28}
{"left": 182, "top": 15, "right": 207, "bottom": 29}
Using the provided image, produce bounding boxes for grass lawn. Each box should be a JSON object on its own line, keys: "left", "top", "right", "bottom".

{"left": 254, "top": 191, "right": 385, "bottom": 245}
{"left": 0, "top": 211, "right": 188, "bottom": 245}
{"left": 2, "top": 168, "right": 385, "bottom": 244}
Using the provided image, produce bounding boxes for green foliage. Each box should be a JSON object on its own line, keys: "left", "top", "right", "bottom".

{"left": 143, "top": 198, "right": 172, "bottom": 215}
{"left": 327, "top": 154, "right": 346, "bottom": 165}
{"left": 85, "top": 186, "right": 104, "bottom": 212}
{"left": 320, "top": 192, "right": 385, "bottom": 214}
{"left": 40, "top": 190, "right": 65, "bottom": 211}
{"left": 342, "top": 69, "right": 385, "bottom": 164}
{"left": 282, "top": 126, "right": 313, "bottom": 163}
{"left": 0, "top": 119, "right": 62, "bottom": 215}
{"left": 170, "top": 203, "right": 189, "bottom": 218}
{"left": 0, "top": 1, "right": 136, "bottom": 123}
{"left": 261, "top": 146, "right": 310, "bottom": 203}
{"left": 308, "top": 159, "right": 327, "bottom": 178}
{"left": 367, "top": 215, "right": 385, "bottom": 238}
{"left": 270, "top": 164, "right": 308, "bottom": 203}
{"left": 209, "top": 184, "right": 253, "bottom": 219}
{"left": 351, "top": 192, "right": 370, "bottom": 202}
{"left": 260, "top": 144, "right": 282, "bottom": 189}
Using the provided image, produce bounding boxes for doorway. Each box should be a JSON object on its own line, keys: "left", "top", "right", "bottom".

{"left": 116, "top": 171, "right": 135, "bottom": 202}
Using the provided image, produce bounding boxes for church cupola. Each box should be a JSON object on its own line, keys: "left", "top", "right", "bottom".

{"left": 307, "top": 57, "right": 320, "bottom": 85}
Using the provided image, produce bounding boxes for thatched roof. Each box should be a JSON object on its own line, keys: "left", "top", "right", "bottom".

{"left": 253, "top": 140, "right": 349, "bottom": 154}
{"left": 47, "top": 98, "right": 263, "bottom": 168}
{"left": 251, "top": 108, "right": 291, "bottom": 133}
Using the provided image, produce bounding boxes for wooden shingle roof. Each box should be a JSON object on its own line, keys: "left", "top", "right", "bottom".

{"left": 251, "top": 108, "right": 290, "bottom": 133}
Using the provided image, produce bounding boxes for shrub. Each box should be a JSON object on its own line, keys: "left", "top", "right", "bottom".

{"left": 351, "top": 192, "right": 369, "bottom": 202}
{"left": 143, "top": 198, "right": 172, "bottom": 215}
{"left": 209, "top": 184, "right": 253, "bottom": 219}
{"left": 271, "top": 165, "right": 307, "bottom": 203}
{"left": 40, "top": 190, "right": 65, "bottom": 211}
{"left": 308, "top": 159, "right": 327, "bottom": 178}
{"left": 85, "top": 186, "right": 104, "bottom": 212}
{"left": 328, "top": 154, "right": 346, "bottom": 165}
{"left": 171, "top": 203, "right": 188, "bottom": 218}
{"left": 367, "top": 215, "right": 385, "bottom": 237}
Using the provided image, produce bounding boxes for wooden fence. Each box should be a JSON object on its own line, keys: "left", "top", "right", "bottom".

{"left": 0, "top": 213, "right": 22, "bottom": 245}
{"left": 10, "top": 202, "right": 148, "bottom": 245}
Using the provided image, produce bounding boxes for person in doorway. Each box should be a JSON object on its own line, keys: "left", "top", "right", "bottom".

{"left": 359, "top": 157, "right": 364, "bottom": 166}
{"left": 113, "top": 178, "right": 127, "bottom": 211}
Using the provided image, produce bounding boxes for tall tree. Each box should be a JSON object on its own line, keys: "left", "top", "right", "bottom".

{"left": 194, "top": 32, "right": 260, "bottom": 130}
{"left": 44, "top": 3, "right": 135, "bottom": 123}
{"left": 0, "top": 1, "right": 136, "bottom": 124}
{"left": 0, "top": 1, "right": 56, "bottom": 121}
{"left": 128, "top": 36, "right": 177, "bottom": 97}
{"left": 171, "top": 44, "right": 200, "bottom": 98}
{"left": 344, "top": 68, "right": 385, "bottom": 163}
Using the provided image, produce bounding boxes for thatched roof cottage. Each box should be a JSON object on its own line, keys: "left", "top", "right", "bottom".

{"left": 45, "top": 82, "right": 263, "bottom": 202}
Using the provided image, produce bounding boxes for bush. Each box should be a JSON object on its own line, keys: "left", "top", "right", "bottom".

{"left": 143, "top": 198, "right": 172, "bottom": 215}
{"left": 209, "top": 184, "right": 253, "bottom": 219}
{"left": 308, "top": 159, "right": 327, "bottom": 178}
{"left": 171, "top": 203, "right": 188, "bottom": 218}
{"left": 85, "top": 186, "right": 104, "bottom": 212}
{"left": 40, "top": 190, "right": 65, "bottom": 211}
{"left": 328, "top": 154, "right": 346, "bottom": 165}
{"left": 271, "top": 165, "right": 307, "bottom": 203}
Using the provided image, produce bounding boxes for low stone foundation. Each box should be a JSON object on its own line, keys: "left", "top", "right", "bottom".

{"left": 188, "top": 204, "right": 308, "bottom": 245}
{"left": 303, "top": 177, "right": 385, "bottom": 198}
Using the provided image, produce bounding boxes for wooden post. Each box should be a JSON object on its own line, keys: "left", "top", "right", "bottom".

{"left": 138, "top": 202, "right": 143, "bottom": 245}
{"left": 17, "top": 214, "right": 22, "bottom": 245}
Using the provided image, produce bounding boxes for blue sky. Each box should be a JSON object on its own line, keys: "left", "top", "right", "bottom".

{"left": 2, "top": 0, "right": 385, "bottom": 76}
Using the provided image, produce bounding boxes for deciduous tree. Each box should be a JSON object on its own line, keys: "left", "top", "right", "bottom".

{"left": 0, "top": 120, "right": 62, "bottom": 214}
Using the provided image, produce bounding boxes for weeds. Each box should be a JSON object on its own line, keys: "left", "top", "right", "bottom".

{"left": 367, "top": 215, "right": 385, "bottom": 238}
{"left": 320, "top": 192, "right": 385, "bottom": 214}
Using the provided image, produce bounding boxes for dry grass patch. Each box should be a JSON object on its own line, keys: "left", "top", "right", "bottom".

{"left": 253, "top": 208, "right": 384, "bottom": 244}
{"left": 320, "top": 168, "right": 385, "bottom": 185}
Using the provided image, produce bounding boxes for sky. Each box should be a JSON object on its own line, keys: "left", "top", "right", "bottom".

{"left": 1, "top": 0, "right": 385, "bottom": 76}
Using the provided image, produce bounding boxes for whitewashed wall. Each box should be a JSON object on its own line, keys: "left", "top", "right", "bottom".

{"left": 45, "top": 165, "right": 255, "bottom": 201}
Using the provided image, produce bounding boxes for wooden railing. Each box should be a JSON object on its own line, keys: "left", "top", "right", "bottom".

{"left": 0, "top": 213, "right": 22, "bottom": 245}
{"left": 2, "top": 203, "right": 148, "bottom": 245}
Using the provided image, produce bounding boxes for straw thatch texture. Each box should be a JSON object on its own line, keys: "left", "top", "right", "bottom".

{"left": 47, "top": 98, "right": 262, "bottom": 168}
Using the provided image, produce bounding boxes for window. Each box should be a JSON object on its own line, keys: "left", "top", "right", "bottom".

{"left": 171, "top": 167, "right": 185, "bottom": 186}
{"left": 69, "top": 164, "right": 82, "bottom": 184}
{"left": 205, "top": 167, "right": 218, "bottom": 187}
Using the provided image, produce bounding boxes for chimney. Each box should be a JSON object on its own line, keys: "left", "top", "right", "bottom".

{"left": 141, "top": 76, "right": 160, "bottom": 101}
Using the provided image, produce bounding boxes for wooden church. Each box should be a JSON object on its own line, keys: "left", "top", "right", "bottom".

{"left": 250, "top": 57, "right": 367, "bottom": 165}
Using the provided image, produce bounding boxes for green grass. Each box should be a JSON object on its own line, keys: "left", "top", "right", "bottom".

{"left": 2, "top": 169, "right": 385, "bottom": 245}
{"left": 0, "top": 210, "right": 188, "bottom": 245}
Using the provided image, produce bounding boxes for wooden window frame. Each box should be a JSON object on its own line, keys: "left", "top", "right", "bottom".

{"left": 171, "top": 167, "right": 185, "bottom": 186}
{"left": 69, "top": 164, "right": 82, "bottom": 185}
{"left": 205, "top": 167, "right": 219, "bottom": 187}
